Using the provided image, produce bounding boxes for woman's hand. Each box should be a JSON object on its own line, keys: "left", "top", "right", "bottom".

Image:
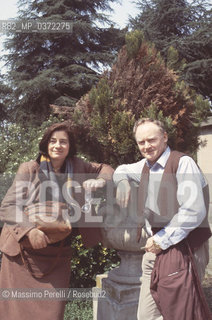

{"left": 83, "top": 178, "right": 106, "bottom": 191}
{"left": 26, "top": 228, "right": 50, "bottom": 249}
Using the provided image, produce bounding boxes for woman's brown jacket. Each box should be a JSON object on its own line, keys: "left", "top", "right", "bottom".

{"left": 0, "top": 156, "right": 114, "bottom": 255}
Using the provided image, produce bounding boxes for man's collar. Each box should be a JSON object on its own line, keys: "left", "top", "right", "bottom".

{"left": 146, "top": 146, "right": 170, "bottom": 169}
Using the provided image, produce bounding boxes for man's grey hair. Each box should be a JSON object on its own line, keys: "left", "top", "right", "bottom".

{"left": 133, "top": 118, "right": 166, "bottom": 136}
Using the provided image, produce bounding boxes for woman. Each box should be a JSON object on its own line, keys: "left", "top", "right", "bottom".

{"left": 0, "top": 122, "right": 114, "bottom": 320}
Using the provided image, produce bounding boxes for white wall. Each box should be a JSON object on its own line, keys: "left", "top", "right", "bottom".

{"left": 197, "top": 116, "right": 212, "bottom": 275}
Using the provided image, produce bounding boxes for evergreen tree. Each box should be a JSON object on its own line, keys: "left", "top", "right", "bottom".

{"left": 129, "top": 0, "right": 212, "bottom": 102}
{"left": 2, "top": 0, "right": 125, "bottom": 123}
{"left": 71, "top": 31, "right": 210, "bottom": 167}
{"left": 0, "top": 75, "right": 12, "bottom": 121}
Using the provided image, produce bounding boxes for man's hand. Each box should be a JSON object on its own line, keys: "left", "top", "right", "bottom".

{"left": 116, "top": 179, "right": 131, "bottom": 208}
{"left": 145, "top": 236, "right": 162, "bottom": 255}
{"left": 26, "top": 228, "right": 50, "bottom": 249}
{"left": 83, "top": 178, "right": 106, "bottom": 191}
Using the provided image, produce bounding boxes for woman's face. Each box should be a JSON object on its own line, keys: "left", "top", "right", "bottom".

{"left": 48, "top": 130, "right": 70, "bottom": 163}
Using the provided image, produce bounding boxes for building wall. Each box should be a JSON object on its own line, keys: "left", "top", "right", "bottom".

{"left": 197, "top": 117, "right": 212, "bottom": 215}
{"left": 197, "top": 117, "right": 212, "bottom": 275}
{"left": 197, "top": 129, "right": 212, "bottom": 174}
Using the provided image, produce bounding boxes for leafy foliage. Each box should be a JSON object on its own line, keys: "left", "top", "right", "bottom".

{"left": 129, "top": 0, "right": 212, "bottom": 102}
{"left": 0, "top": 115, "right": 61, "bottom": 201}
{"left": 70, "top": 235, "right": 119, "bottom": 288}
{"left": 73, "top": 77, "right": 138, "bottom": 167}
{"left": 1, "top": 0, "right": 125, "bottom": 123}
{"left": 125, "top": 30, "right": 144, "bottom": 59}
{"left": 0, "top": 115, "right": 60, "bottom": 175}
{"left": 0, "top": 76, "right": 12, "bottom": 121}
{"left": 64, "top": 300, "right": 93, "bottom": 320}
{"left": 72, "top": 31, "right": 210, "bottom": 166}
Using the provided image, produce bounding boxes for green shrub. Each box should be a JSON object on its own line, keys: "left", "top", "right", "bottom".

{"left": 64, "top": 300, "right": 93, "bottom": 320}
{"left": 70, "top": 235, "right": 119, "bottom": 288}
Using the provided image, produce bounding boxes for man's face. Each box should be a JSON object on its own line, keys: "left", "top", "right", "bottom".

{"left": 135, "top": 122, "right": 168, "bottom": 165}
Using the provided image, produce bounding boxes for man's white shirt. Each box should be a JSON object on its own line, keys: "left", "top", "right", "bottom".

{"left": 113, "top": 147, "right": 207, "bottom": 250}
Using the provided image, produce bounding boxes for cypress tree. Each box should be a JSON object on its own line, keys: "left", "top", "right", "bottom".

{"left": 72, "top": 31, "right": 210, "bottom": 166}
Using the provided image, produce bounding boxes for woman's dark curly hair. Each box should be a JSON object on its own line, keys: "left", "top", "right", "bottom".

{"left": 39, "top": 122, "right": 77, "bottom": 159}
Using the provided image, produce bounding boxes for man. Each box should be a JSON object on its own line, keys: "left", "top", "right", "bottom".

{"left": 113, "top": 118, "right": 211, "bottom": 320}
